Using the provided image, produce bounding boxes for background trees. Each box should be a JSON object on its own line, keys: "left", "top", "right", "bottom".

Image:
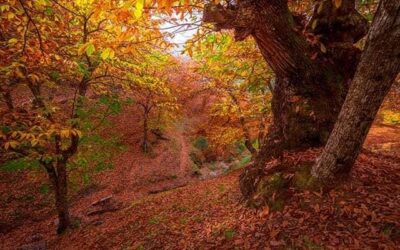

{"left": 192, "top": 33, "right": 272, "bottom": 157}
{"left": 126, "top": 52, "right": 181, "bottom": 153}
{"left": 0, "top": 0, "right": 173, "bottom": 233}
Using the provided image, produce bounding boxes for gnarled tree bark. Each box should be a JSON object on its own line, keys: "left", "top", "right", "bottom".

{"left": 203, "top": 0, "right": 369, "bottom": 200}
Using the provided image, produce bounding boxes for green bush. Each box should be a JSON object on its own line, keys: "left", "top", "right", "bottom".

{"left": 224, "top": 229, "right": 235, "bottom": 240}
{"left": 0, "top": 158, "right": 39, "bottom": 172}
{"left": 193, "top": 136, "right": 208, "bottom": 151}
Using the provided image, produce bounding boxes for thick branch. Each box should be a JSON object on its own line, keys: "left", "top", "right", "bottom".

{"left": 309, "top": 0, "right": 369, "bottom": 44}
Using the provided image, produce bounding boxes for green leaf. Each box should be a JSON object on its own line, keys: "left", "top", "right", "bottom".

{"left": 39, "top": 183, "right": 50, "bottom": 194}
{"left": 44, "top": 7, "right": 54, "bottom": 16}
{"left": 86, "top": 43, "right": 95, "bottom": 56}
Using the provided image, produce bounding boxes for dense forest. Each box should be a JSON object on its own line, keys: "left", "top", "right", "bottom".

{"left": 1, "top": 0, "right": 399, "bottom": 249}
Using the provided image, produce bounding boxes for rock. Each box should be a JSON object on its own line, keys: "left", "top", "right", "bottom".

{"left": 209, "top": 170, "right": 223, "bottom": 178}
{"left": 18, "top": 241, "right": 46, "bottom": 250}
{"left": 226, "top": 160, "right": 241, "bottom": 171}
{"left": 217, "top": 162, "right": 230, "bottom": 171}
{"left": 209, "top": 171, "right": 219, "bottom": 177}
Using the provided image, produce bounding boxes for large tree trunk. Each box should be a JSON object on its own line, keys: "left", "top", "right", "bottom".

{"left": 203, "top": 0, "right": 368, "bottom": 200}
{"left": 312, "top": 0, "right": 400, "bottom": 181}
{"left": 203, "top": 0, "right": 367, "bottom": 153}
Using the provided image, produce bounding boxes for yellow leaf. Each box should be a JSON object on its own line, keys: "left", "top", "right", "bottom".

{"left": 8, "top": 38, "right": 18, "bottom": 45}
{"left": 333, "top": 0, "right": 342, "bottom": 9}
{"left": 28, "top": 73, "right": 40, "bottom": 83}
{"left": 74, "top": 129, "right": 83, "bottom": 138}
{"left": 15, "top": 67, "right": 25, "bottom": 78}
{"left": 31, "top": 139, "right": 39, "bottom": 147}
{"left": 320, "top": 43, "right": 327, "bottom": 53}
{"left": 311, "top": 19, "right": 318, "bottom": 30}
{"left": 78, "top": 45, "right": 86, "bottom": 56}
{"left": 187, "top": 47, "right": 193, "bottom": 57}
{"left": 134, "top": 0, "right": 145, "bottom": 18}
{"left": 7, "top": 12, "right": 15, "bottom": 19}
{"left": 11, "top": 131, "right": 19, "bottom": 138}
{"left": 317, "top": 3, "right": 324, "bottom": 14}
{"left": 5, "top": 140, "right": 18, "bottom": 150}
{"left": 60, "top": 129, "right": 70, "bottom": 139}
{"left": 101, "top": 48, "right": 114, "bottom": 60}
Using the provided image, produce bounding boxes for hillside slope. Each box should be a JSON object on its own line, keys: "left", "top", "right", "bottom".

{"left": 2, "top": 127, "right": 400, "bottom": 249}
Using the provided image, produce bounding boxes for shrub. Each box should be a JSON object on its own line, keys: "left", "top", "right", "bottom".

{"left": 193, "top": 136, "right": 208, "bottom": 151}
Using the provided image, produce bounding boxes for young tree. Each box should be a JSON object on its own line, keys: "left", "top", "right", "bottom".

{"left": 0, "top": 0, "right": 167, "bottom": 233}
{"left": 193, "top": 33, "right": 272, "bottom": 157}
{"left": 127, "top": 53, "right": 180, "bottom": 153}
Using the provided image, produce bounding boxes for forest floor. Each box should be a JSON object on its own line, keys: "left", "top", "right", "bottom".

{"left": 1, "top": 106, "right": 400, "bottom": 249}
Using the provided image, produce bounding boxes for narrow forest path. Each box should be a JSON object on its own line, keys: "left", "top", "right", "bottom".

{"left": 99, "top": 106, "right": 195, "bottom": 201}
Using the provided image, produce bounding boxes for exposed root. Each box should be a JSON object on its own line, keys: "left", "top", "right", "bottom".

{"left": 240, "top": 160, "right": 323, "bottom": 209}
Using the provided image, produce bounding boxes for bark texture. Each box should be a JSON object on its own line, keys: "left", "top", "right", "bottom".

{"left": 312, "top": 0, "right": 400, "bottom": 180}
{"left": 203, "top": 0, "right": 367, "bottom": 154}
{"left": 43, "top": 135, "right": 79, "bottom": 234}
{"left": 203, "top": 0, "right": 368, "bottom": 200}
{"left": 46, "top": 160, "right": 70, "bottom": 234}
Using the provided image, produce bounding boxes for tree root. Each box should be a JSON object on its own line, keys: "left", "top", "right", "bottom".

{"left": 240, "top": 160, "right": 321, "bottom": 209}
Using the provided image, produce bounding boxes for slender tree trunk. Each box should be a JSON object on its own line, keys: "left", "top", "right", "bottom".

{"left": 27, "top": 82, "right": 46, "bottom": 109}
{"left": 55, "top": 160, "right": 70, "bottom": 234}
{"left": 312, "top": 0, "right": 400, "bottom": 180}
{"left": 240, "top": 78, "right": 286, "bottom": 198}
{"left": 242, "top": 124, "right": 257, "bottom": 157}
{"left": 78, "top": 77, "right": 89, "bottom": 97}
{"left": 228, "top": 91, "right": 257, "bottom": 156}
{"left": 142, "top": 111, "right": 149, "bottom": 153}
{"left": 46, "top": 160, "right": 71, "bottom": 234}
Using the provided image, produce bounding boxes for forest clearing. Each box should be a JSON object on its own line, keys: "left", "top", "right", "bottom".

{"left": 1, "top": 0, "right": 399, "bottom": 249}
